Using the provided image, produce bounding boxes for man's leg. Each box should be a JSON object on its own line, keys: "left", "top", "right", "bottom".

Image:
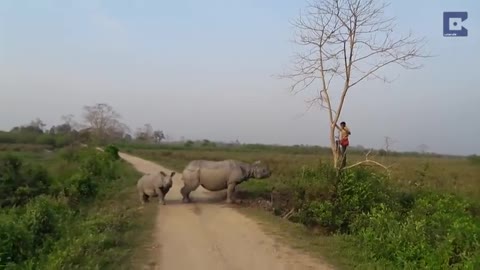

{"left": 341, "top": 145, "right": 347, "bottom": 168}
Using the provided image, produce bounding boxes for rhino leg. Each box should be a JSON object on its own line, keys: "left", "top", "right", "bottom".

{"left": 226, "top": 183, "right": 237, "bottom": 204}
{"left": 181, "top": 170, "right": 201, "bottom": 203}
{"left": 181, "top": 186, "right": 193, "bottom": 203}
{"left": 158, "top": 192, "right": 165, "bottom": 205}
{"left": 159, "top": 187, "right": 170, "bottom": 205}
{"left": 139, "top": 192, "right": 149, "bottom": 204}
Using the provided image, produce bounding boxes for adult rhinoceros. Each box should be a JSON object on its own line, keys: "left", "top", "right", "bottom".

{"left": 180, "top": 159, "right": 271, "bottom": 204}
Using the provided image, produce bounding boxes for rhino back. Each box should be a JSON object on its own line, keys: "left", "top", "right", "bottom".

{"left": 137, "top": 174, "right": 159, "bottom": 196}
{"left": 186, "top": 160, "right": 245, "bottom": 191}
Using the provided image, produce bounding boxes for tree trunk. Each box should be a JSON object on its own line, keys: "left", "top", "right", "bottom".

{"left": 330, "top": 124, "right": 339, "bottom": 169}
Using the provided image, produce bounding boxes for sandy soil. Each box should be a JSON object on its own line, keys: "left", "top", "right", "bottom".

{"left": 120, "top": 152, "right": 334, "bottom": 270}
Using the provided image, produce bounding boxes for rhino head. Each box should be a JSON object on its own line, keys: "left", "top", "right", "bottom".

{"left": 160, "top": 171, "right": 176, "bottom": 189}
{"left": 251, "top": 160, "right": 271, "bottom": 179}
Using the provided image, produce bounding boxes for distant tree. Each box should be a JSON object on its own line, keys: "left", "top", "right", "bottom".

{"left": 11, "top": 118, "right": 46, "bottom": 134}
{"left": 123, "top": 134, "right": 133, "bottom": 142}
{"left": 61, "top": 114, "right": 83, "bottom": 131}
{"left": 355, "top": 144, "right": 366, "bottom": 151}
{"left": 82, "top": 103, "right": 129, "bottom": 144}
{"left": 134, "top": 124, "right": 165, "bottom": 144}
{"left": 418, "top": 144, "right": 429, "bottom": 154}
{"left": 282, "top": 0, "right": 428, "bottom": 169}
{"left": 135, "top": 124, "right": 154, "bottom": 142}
{"left": 153, "top": 130, "right": 165, "bottom": 143}
{"left": 384, "top": 136, "right": 396, "bottom": 155}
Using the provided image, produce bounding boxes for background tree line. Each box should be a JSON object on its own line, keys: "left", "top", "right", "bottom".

{"left": 0, "top": 103, "right": 166, "bottom": 147}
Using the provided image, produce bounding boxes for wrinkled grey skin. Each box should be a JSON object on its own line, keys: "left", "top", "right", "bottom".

{"left": 137, "top": 171, "right": 176, "bottom": 205}
{"left": 180, "top": 160, "right": 271, "bottom": 204}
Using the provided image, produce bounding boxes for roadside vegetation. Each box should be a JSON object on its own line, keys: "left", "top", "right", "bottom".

{"left": 121, "top": 143, "right": 480, "bottom": 269}
{"left": 0, "top": 143, "right": 156, "bottom": 269}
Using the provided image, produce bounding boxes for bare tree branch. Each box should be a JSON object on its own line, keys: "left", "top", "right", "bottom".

{"left": 342, "top": 149, "right": 391, "bottom": 175}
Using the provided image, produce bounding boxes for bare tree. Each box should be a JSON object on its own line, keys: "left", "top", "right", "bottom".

{"left": 82, "top": 103, "right": 129, "bottom": 144}
{"left": 418, "top": 143, "right": 429, "bottom": 154}
{"left": 384, "top": 136, "right": 396, "bottom": 155}
{"left": 282, "top": 0, "right": 428, "bottom": 169}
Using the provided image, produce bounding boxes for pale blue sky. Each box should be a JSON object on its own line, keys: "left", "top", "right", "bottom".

{"left": 0, "top": 0, "right": 479, "bottom": 155}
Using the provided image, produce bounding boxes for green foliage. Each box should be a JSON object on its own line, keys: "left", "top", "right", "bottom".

{"left": 351, "top": 193, "right": 480, "bottom": 269}
{"left": 0, "top": 154, "right": 53, "bottom": 207}
{"left": 468, "top": 155, "right": 480, "bottom": 165}
{"left": 0, "top": 146, "right": 140, "bottom": 269}
{"left": 282, "top": 167, "right": 480, "bottom": 268}
{"left": 104, "top": 144, "right": 120, "bottom": 160}
{"left": 0, "top": 130, "right": 75, "bottom": 148}
{"left": 293, "top": 167, "right": 391, "bottom": 233}
{"left": 65, "top": 173, "right": 99, "bottom": 205}
{"left": 0, "top": 210, "right": 34, "bottom": 267}
{"left": 22, "top": 195, "right": 72, "bottom": 251}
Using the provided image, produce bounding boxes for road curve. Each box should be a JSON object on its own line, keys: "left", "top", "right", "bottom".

{"left": 120, "top": 152, "right": 334, "bottom": 270}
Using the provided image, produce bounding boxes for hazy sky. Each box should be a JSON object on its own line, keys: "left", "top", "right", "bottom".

{"left": 0, "top": 0, "right": 479, "bottom": 155}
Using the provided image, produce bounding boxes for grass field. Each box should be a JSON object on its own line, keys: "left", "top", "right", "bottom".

{"left": 120, "top": 144, "right": 480, "bottom": 202}
{"left": 119, "top": 143, "right": 480, "bottom": 269}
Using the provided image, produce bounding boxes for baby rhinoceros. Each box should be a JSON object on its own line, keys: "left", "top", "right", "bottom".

{"left": 136, "top": 171, "right": 176, "bottom": 205}
{"left": 180, "top": 159, "right": 271, "bottom": 204}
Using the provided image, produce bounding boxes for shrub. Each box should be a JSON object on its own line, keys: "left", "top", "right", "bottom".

{"left": 104, "top": 144, "right": 120, "bottom": 160}
{"left": 351, "top": 193, "right": 480, "bottom": 269}
{"left": 79, "top": 151, "right": 119, "bottom": 180}
{"left": 0, "top": 154, "right": 53, "bottom": 207}
{"left": 65, "top": 173, "right": 98, "bottom": 205}
{"left": 291, "top": 167, "right": 392, "bottom": 233}
{"left": 0, "top": 211, "right": 34, "bottom": 266}
{"left": 22, "top": 195, "right": 72, "bottom": 250}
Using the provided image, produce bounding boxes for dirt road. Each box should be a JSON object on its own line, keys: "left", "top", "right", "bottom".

{"left": 120, "top": 152, "right": 334, "bottom": 270}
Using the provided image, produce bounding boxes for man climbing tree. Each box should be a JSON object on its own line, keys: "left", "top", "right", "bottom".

{"left": 337, "top": 121, "right": 351, "bottom": 168}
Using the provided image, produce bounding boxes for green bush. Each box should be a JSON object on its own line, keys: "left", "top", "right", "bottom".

{"left": 22, "top": 195, "right": 72, "bottom": 250}
{"left": 79, "top": 151, "right": 119, "bottom": 181}
{"left": 66, "top": 173, "right": 98, "bottom": 204}
{"left": 104, "top": 144, "right": 120, "bottom": 160}
{"left": 0, "top": 154, "right": 53, "bottom": 207}
{"left": 0, "top": 211, "right": 34, "bottom": 266}
{"left": 290, "top": 167, "right": 391, "bottom": 233}
{"left": 0, "top": 146, "right": 138, "bottom": 268}
{"left": 351, "top": 193, "right": 480, "bottom": 268}
{"left": 260, "top": 164, "right": 480, "bottom": 268}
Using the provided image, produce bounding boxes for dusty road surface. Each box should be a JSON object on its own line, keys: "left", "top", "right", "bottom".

{"left": 120, "top": 152, "right": 334, "bottom": 270}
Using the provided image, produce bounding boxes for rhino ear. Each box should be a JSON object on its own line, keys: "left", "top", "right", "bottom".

{"left": 160, "top": 171, "right": 167, "bottom": 177}
{"left": 170, "top": 171, "right": 176, "bottom": 177}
